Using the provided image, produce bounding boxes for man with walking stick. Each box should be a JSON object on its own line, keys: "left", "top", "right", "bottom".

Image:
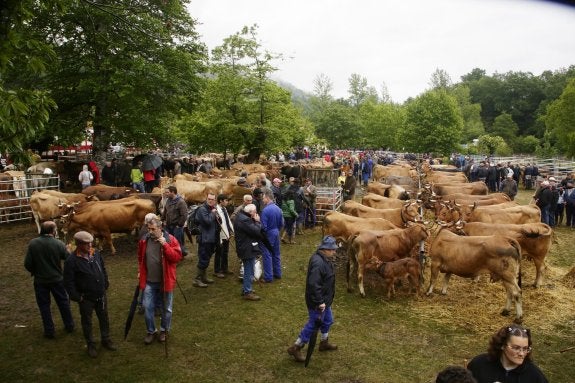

{"left": 287, "top": 235, "right": 338, "bottom": 364}
{"left": 137, "top": 217, "right": 182, "bottom": 345}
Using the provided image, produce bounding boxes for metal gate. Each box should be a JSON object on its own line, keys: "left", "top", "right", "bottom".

{"left": 0, "top": 172, "right": 60, "bottom": 224}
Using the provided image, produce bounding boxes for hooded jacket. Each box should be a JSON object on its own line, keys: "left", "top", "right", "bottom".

{"left": 467, "top": 353, "right": 548, "bottom": 383}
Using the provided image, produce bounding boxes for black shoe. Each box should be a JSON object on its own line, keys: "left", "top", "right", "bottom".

{"left": 87, "top": 343, "right": 98, "bottom": 358}
{"left": 101, "top": 339, "right": 117, "bottom": 351}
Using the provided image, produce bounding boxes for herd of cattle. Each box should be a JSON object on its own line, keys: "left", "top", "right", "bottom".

{"left": 21, "top": 159, "right": 553, "bottom": 323}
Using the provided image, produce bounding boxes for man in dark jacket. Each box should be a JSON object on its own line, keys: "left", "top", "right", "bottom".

{"left": 24, "top": 221, "right": 75, "bottom": 338}
{"left": 534, "top": 180, "right": 553, "bottom": 225}
{"left": 233, "top": 203, "right": 267, "bottom": 301}
{"left": 287, "top": 235, "right": 338, "bottom": 363}
{"left": 162, "top": 185, "right": 188, "bottom": 256}
{"left": 64, "top": 231, "right": 116, "bottom": 358}
{"left": 193, "top": 193, "right": 218, "bottom": 287}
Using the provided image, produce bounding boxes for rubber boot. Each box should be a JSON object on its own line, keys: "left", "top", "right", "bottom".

{"left": 193, "top": 268, "right": 208, "bottom": 288}
{"left": 287, "top": 344, "right": 305, "bottom": 362}
{"left": 319, "top": 338, "right": 338, "bottom": 351}
{"left": 200, "top": 268, "right": 214, "bottom": 284}
{"left": 281, "top": 230, "right": 287, "bottom": 244}
{"left": 289, "top": 235, "right": 296, "bottom": 244}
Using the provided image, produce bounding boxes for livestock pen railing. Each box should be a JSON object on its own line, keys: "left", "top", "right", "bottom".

{"left": 0, "top": 172, "right": 60, "bottom": 224}
{"left": 315, "top": 187, "right": 342, "bottom": 224}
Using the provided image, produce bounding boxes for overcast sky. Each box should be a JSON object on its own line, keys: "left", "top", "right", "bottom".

{"left": 187, "top": 0, "right": 575, "bottom": 103}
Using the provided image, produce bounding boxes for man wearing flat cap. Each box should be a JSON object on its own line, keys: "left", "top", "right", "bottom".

{"left": 287, "top": 235, "right": 338, "bottom": 363}
{"left": 64, "top": 231, "right": 116, "bottom": 358}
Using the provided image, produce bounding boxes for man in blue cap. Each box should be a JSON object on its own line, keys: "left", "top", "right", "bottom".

{"left": 287, "top": 235, "right": 338, "bottom": 362}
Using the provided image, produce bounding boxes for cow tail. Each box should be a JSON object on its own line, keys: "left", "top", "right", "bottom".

{"left": 346, "top": 234, "right": 359, "bottom": 285}
{"left": 509, "top": 238, "right": 522, "bottom": 289}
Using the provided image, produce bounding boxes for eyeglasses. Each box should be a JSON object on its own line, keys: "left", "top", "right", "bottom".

{"left": 506, "top": 344, "right": 532, "bottom": 354}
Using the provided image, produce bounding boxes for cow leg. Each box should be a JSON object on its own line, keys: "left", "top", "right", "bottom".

{"left": 358, "top": 264, "right": 366, "bottom": 297}
{"left": 426, "top": 264, "right": 440, "bottom": 295}
{"left": 105, "top": 234, "right": 116, "bottom": 256}
{"left": 501, "top": 280, "right": 523, "bottom": 323}
{"left": 440, "top": 273, "right": 452, "bottom": 295}
{"left": 532, "top": 257, "right": 545, "bottom": 288}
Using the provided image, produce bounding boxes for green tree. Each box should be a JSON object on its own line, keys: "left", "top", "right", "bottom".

{"left": 24, "top": 0, "right": 206, "bottom": 159}
{"left": 348, "top": 73, "right": 377, "bottom": 109}
{"left": 183, "top": 25, "right": 307, "bottom": 161}
{"left": 490, "top": 112, "right": 519, "bottom": 146}
{"left": 451, "top": 84, "right": 485, "bottom": 142}
{"left": 0, "top": 0, "right": 63, "bottom": 154}
{"left": 429, "top": 68, "right": 452, "bottom": 90}
{"left": 515, "top": 135, "right": 540, "bottom": 154}
{"left": 400, "top": 89, "right": 463, "bottom": 155}
{"left": 477, "top": 134, "right": 511, "bottom": 156}
{"left": 314, "top": 100, "right": 360, "bottom": 148}
{"left": 545, "top": 78, "right": 575, "bottom": 157}
{"left": 358, "top": 100, "right": 404, "bottom": 150}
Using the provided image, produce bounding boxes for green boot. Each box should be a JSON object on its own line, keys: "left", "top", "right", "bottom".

{"left": 200, "top": 268, "right": 214, "bottom": 284}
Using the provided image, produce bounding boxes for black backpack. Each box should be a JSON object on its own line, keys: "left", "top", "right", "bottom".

{"left": 186, "top": 205, "right": 201, "bottom": 235}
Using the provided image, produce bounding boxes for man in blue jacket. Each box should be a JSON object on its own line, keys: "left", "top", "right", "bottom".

{"left": 287, "top": 235, "right": 338, "bottom": 362}
{"left": 193, "top": 193, "right": 218, "bottom": 287}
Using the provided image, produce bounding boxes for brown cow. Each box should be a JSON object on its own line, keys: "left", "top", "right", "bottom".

{"left": 60, "top": 198, "right": 156, "bottom": 255}
{"left": 29, "top": 191, "right": 98, "bottom": 233}
{"left": 322, "top": 211, "right": 398, "bottom": 245}
{"left": 454, "top": 203, "right": 541, "bottom": 224}
{"left": 342, "top": 200, "right": 422, "bottom": 227}
{"left": 426, "top": 228, "right": 523, "bottom": 322}
{"left": 371, "top": 257, "right": 422, "bottom": 299}
{"left": 434, "top": 201, "right": 519, "bottom": 222}
{"left": 428, "top": 182, "right": 488, "bottom": 196}
{"left": 454, "top": 221, "right": 552, "bottom": 288}
{"left": 81, "top": 185, "right": 138, "bottom": 200}
{"left": 361, "top": 193, "right": 408, "bottom": 209}
{"left": 366, "top": 182, "right": 409, "bottom": 199}
{"left": 347, "top": 224, "right": 429, "bottom": 297}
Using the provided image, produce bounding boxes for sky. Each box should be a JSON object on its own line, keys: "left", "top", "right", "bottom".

{"left": 187, "top": 0, "right": 575, "bottom": 103}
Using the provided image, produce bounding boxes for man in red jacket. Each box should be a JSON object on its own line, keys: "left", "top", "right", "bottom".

{"left": 137, "top": 216, "right": 182, "bottom": 345}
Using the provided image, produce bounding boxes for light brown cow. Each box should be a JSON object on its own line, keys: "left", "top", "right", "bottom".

{"left": 426, "top": 228, "right": 523, "bottom": 322}
{"left": 372, "top": 164, "right": 417, "bottom": 182}
{"left": 322, "top": 211, "right": 398, "bottom": 244}
{"left": 342, "top": 200, "right": 422, "bottom": 227}
{"left": 366, "top": 182, "right": 409, "bottom": 199}
{"left": 430, "top": 181, "right": 488, "bottom": 196}
{"left": 371, "top": 257, "right": 422, "bottom": 299}
{"left": 454, "top": 221, "right": 552, "bottom": 288}
{"left": 455, "top": 203, "right": 541, "bottom": 224}
{"left": 173, "top": 179, "right": 222, "bottom": 204}
{"left": 435, "top": 201, "right": 519, "bottom": 222}
{"left": 347, "top": 224, "right": 429, "bottom": 297}
{"left": 361, "top": 193, "right": 408, "bottom": 209}
{"left": 81, "top": 185, "right": 138, "bottom": 200}
{"left": 60, "top": 198, "right": 156, "bottom": 255}
{"left": 29, "top": 191, "right": 98, "bottom": 233}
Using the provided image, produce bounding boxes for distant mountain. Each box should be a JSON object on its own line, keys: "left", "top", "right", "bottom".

{"left": 274, "top": 78, "right": 313, "bottom": 114}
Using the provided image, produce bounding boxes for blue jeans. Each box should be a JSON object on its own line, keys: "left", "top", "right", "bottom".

{"left": 242, "top": 258, "right": 255, "bottom": 295}
{"left": 33, "top": 281, "right": 75, "bottom": 336}
{"left": 132, "top": 182, "right": 145, "bottom": 193}
{"left": 298, "top": 307, "right": 334, "bottom": 343}
{"left": 540, "top": 205, "right": 551, "bottom": 225}
{"left": 143, "top": 282, "right": 173, "bottom": 333}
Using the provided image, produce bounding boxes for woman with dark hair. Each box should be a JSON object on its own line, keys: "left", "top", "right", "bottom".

{"left": 467, "top": 324, "right": 548, "bottom": 383}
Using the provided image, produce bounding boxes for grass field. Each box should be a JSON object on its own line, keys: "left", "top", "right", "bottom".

{"left": 1, "top": 188, "right": 574, "bottom": 383}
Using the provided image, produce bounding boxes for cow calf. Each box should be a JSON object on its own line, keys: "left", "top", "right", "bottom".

{"left": 373, "top": 258, "right": 421, "bottom": 299}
